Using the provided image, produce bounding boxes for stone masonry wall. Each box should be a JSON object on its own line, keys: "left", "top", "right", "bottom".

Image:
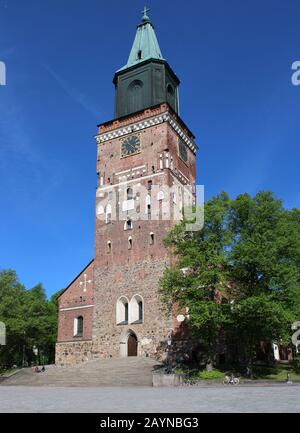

{"left": 55, "top": 340, "right": 94, "bottom": 366}
{"left": 92, "top": 257, "right": 172, "bottom": 360}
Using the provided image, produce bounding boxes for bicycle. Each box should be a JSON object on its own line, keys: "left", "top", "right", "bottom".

{"left": 182, "top": 377, "right": 199, "bottom": 387}
{"left": 223, "top": 374, "right": 240, "bottom": 385}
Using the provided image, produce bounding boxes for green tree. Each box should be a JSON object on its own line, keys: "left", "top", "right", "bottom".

{"left": 0, "top": 270, "right": 27, "bottom": 367}
{"left": 0, "top": 270, "right": 60, "bottom": 369}
{"left": 160, "top": 193, "right": 231, "bottom": 368}
{"left": 160, "top": 191, "right": 300, "bottom": 368}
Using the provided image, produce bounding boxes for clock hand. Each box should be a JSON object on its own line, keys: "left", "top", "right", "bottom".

{"left": 126, "top": 140, "right": 137, "bottom": 153}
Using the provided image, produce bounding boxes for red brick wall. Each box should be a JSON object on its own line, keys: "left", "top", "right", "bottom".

{"left": 56, "top": 103, "right": 198, "bottom": 363}
{"left": 94, "top": 103, "right": 197, "bottom": 269}
{"left": 57, "top": 260, "right": 94, "bottom": 342}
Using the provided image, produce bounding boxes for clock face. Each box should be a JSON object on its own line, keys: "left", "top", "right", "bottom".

{"left": 179, "top": 140, "right": 188, "bottom": 162}
{"left": 121, "top": 135, "right": 140, "bottom": 157}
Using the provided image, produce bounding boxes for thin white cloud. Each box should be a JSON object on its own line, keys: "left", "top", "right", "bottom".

{"left": 43, "top": 63, "right": 101, "bottom": 118}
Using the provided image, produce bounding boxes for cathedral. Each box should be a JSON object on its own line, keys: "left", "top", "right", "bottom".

{"left": 55, "top": 8, "right": 197, "bottom": 365}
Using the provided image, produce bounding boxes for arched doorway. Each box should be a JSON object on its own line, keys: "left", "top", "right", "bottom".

{"left": 127, "top": 332, "right": 138, "bottom": 357}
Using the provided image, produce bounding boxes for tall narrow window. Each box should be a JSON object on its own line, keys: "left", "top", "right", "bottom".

{"left": 165, "top": 153, "right": 169, "bottom": 168}
{"left": 128, "top": 237, "right": 132, "bottom": 250}
{"left": 129, "top": 295, "right": 144, "bottom": 324}
{"left": 116, "top": 297, "right": 129, "bottom": 325}
{"left": 127, "top": 80, "right": 143, "bottom": 113}
{"left": 146, "top": 194, "right": 151, "bottom": 220}
{"left": 138, "top": 301, "right": 143, "bottom": 321}
{"left": 124, "top": 218, "right": 133, "bottom": 230}
{"left": 166, "top": 83, "right": 176, "bottom": 110}
{"left": 107, "top": 241, "right": 112, "bottom": 253}
{"left": 150, "top": 232, "right": 154, "bottom": 245}
{"left": 127, "top": 187, "right": 133, "bottom": 200}
{"left": 159, "top": 155, "right": 163, "bottom": 169}
{"left": 147, "top": 180, "right": 152, "bottom": 191}
{"left": 74, "top": 316, "right": 83, "bottom": 337}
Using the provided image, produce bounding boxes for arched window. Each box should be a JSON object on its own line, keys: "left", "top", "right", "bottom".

{"left": 74, "top": 316, "right": 83, "bottom": 337}
{"left": 157, "top": 191, "right": 165, "bottom": 201}
{"left": 167, "top": 83, "right": 174, "bottom": 96}
{"left": 127, "top": 187, "right": 133, "bottom": 200}
{"left": 124, "top": 218, "right": 133, "bottom": 230}
{"left": 128, "top": 236, "right": 132, "bottom": 250}
{"left": 129, "top": 295, "right": 144, "bottom": 324}
{"left": 116, "top": 297, "right": 129, "bottom": 325}
{"left": 166, "top": 83, "right": 176, "bottom": 110}
{"left": 107, "top": 240, "right": 112, "bottom": 253}
{"left": 149, "top": 232, "right": 154, "bottom": 245}
{"left": 127, "top": 80, "right": 143, "bottom": 113}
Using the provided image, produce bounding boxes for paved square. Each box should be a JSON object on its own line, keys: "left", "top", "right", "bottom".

{"left": 0, "top": 385, "right": 299, "bottom": 413}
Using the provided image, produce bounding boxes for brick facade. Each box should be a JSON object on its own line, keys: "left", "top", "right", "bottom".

{"left": 55, "top": 103, "right": 197, "bottom": 365}
{"left": 56, "top": 261, "right": 94, "bottom": 364}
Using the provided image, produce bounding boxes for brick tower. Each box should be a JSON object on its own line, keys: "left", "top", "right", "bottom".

{"left": 56, "top": 8, "right": 197, "bottom": 365}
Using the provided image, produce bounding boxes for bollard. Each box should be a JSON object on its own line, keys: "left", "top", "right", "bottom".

{"left": 287, "top": 373, "right": 293, "bottom": 385}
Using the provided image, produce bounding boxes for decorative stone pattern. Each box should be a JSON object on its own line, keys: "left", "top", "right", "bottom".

{"left": 96, "top": 108, "right": 197, "bottom": 154}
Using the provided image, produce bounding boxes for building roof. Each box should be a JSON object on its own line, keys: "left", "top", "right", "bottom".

{"left": 117, "top": 7, "right": 164, "bottom": 72}
{"left": 58, "top": 259, "right": 94, "bottom": 299}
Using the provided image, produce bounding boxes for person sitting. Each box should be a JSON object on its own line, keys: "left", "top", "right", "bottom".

{"left": 41, "top": 366, "right": 45, "bottom": 373}
{"left": 34, "top": 366, "right": 40, "bottom": 373}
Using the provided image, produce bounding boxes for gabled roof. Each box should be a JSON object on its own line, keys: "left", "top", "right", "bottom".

{"left": 58, "top": 259, "right": 94, "bottom": 299}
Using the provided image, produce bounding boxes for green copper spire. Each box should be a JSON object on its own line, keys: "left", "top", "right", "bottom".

{"left": 114, "top": 7, "right": 180, "bottom": 117}
{"left": 118, "top": 6, "right": 164, "bottom": 71}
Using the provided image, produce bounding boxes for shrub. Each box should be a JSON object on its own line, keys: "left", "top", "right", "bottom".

{"left": 293, "top": 354, "right": 300, "bottom": 374}
{"left": 198, "top": 369, "right": 224, "bottom": 380}
{"left": 174, "top": 368, "right": 186, "bottom": 375}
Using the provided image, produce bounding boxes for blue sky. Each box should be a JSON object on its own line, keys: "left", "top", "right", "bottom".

{"left": 0, "top": 0, "right": 299, "bottom": 297}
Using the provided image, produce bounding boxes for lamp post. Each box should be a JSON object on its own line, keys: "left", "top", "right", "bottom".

{"left": 166, "top": 333, "right": 172, "bottom": 374}
{"left": 22, "top": 330, "right": 26, "bottom": 367}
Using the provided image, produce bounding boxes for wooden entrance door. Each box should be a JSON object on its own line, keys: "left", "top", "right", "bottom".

{"left": 127, "top": 333, "right": 138, "bottom": 356}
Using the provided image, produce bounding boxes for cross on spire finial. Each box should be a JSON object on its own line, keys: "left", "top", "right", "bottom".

{"left": 141, "top": 5, "right": 150, "bottom": 22}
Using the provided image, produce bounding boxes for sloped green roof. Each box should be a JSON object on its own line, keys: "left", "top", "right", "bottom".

{"left": 117, "top": 10, "right": 164, "bottom": 72}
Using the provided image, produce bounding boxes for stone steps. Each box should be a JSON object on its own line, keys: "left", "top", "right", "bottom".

{"left": 1, "top": 358, "right": 160, "bottom": 387}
